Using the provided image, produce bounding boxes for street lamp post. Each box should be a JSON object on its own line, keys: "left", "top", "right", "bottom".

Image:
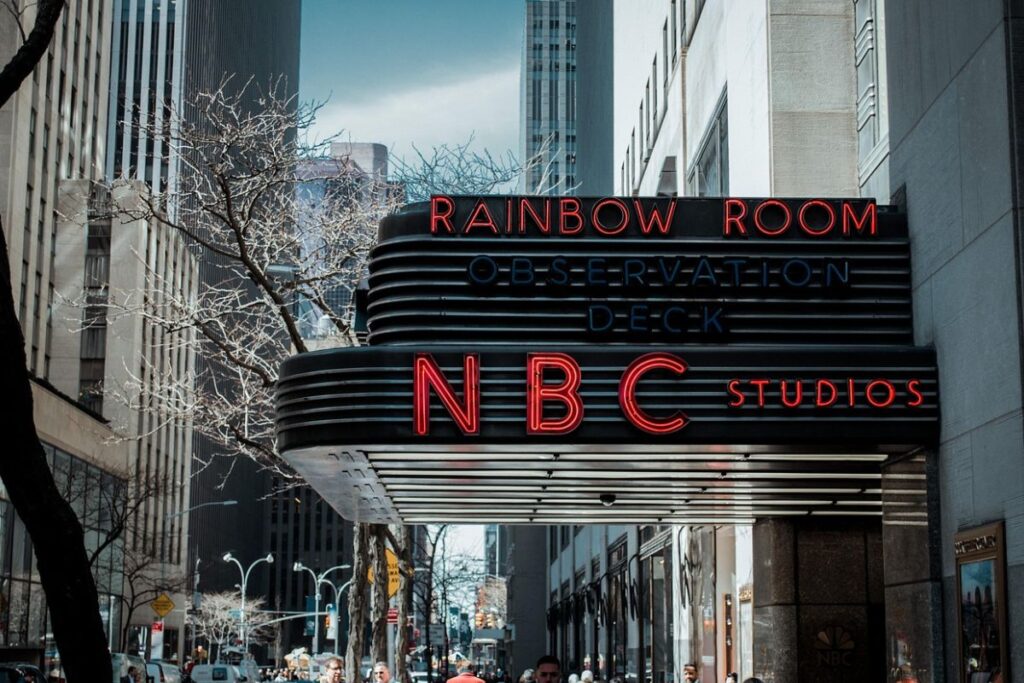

{"left": 223, "top": 552, "right": 274, "bottom": 656}
{"left": 293, "top": 562, "right": 351, "bottom": 657}
{"left": 328, "top": 578, "right": 353, "bottom": 656}
{"left": 164, "top": 499, "right": 236, "bottom": 662}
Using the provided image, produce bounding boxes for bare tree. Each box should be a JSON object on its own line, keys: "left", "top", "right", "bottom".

{"left": 188, "top": 591, "right": 278, "bottom": 664}
{"left": 0, "top": 3, "right": 116, "bottom": 679}
{"left": 91, "top": 79, "right": 553, "bottom": 679}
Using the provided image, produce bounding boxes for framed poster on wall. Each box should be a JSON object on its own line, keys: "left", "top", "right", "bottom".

{"left": 955, "top": 521, "right": 1008, "bottom": 683}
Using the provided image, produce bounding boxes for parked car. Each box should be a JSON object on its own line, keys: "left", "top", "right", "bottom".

{"left": 0, "top": 666, "right": 26, "bottom": 683}
{"left": 147, "top": 661, "right": 183, "bottom": 683}
{"left": 5, "top": 664, "right": 45, "bottom": 683}
{"left": 188, "top": 664, "right": 250, "bottom": 683}
{"left": 112, "top": 653, "right": 153, "bottom": 683}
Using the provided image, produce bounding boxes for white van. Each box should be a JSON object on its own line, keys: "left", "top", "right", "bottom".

{"left": 188, "top": 664, "right": 250, "bottom": 683}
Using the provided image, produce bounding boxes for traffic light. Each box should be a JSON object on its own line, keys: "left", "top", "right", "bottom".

{"left": 486, "top": 613, "right": 495, "bottom": 628}
{"left": 474, "top": 612, "right": 484, "bottom": 629}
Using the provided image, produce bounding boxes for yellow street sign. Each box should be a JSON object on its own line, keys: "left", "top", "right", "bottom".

{"left": 367, "top": 548, "right": 401, "bottom": 598}
{"left": 151, "top": 593, "right": 175, "bottom": 618}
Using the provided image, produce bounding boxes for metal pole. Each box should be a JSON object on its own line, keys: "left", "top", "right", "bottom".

{"left": 313, "top": 586, "right": 321, "bottom": 656}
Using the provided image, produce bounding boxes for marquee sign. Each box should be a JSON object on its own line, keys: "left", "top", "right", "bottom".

{"left": 367, "top": 196, "right": 912, "bottom": 346}
{"left": 274, "top": 196, "right": 939, "bottom": 524}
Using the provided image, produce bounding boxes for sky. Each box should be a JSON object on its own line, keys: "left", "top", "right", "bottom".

{"left": 300, "top": 3, "right": 512, "bottom": 559}
{"left": 300, "top": 0, "right": 524, "bottom": 162}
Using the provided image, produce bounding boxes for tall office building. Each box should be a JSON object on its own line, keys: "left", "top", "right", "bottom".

{"left": 0, "top": 0, "right": 132, "bottom": 667}
{"left": 520, "top": 0, "right": 577, "bottom": 194}
{"left": 106, "top": 0, "right": 187, "bottom": 195}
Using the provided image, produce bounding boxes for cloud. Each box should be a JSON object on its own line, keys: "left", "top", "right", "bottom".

{"left": 311, "top": 63, "right": 521, "bottom": 163}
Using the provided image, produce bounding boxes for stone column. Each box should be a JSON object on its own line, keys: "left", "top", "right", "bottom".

{"left": 752, "top": 516, "right": 885, "bottom": 682}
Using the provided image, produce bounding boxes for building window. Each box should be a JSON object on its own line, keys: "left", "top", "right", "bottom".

{"left": 855, "top": 0, "right": 880, "bottom": 165}
{"left": 670, "top": 1, "right": 678, "bottom": 64}
{"left": 687, "top": 94, "right": 729, "bottom": 197}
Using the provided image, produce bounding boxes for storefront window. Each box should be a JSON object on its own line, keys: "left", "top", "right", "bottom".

{"left": 641, "top": 545, "right": 673, "bottom": 683}
{"left": 607, "top": 541, "right": 628, "bottom": 680}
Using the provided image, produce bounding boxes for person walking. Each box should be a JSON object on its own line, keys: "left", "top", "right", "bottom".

{"left": 534, "top": 656, "right": 561, "bottom": 683}
{"left": 374, "top": 663, "right": 393, "bottom": 683}
{"left": 446, "top": 659, "right": 485, "bottom": 683}
{"left": 321, "top": 657, "right": 344, "bottom": 683}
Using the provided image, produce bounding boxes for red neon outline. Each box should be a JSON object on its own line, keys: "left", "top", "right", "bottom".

{"left": 865, "top": 379, "right": 896, "bottom": 408}
{"left": 753, "top": 199, "right": 792, "bottom": 237}
{"left": 465, "top": 200, "right": 499, "bottom": 234}
{"left": 634, "top": 199, "right": 676, "bottom": 235}
{"left": 815, "top": 379, "right": 838, "bottom": 408}
{"left": 723, "top": 198, "right": 748, "bottom": 236}
{"left": 430, "top": 195, "right": 455, "bottom": 234}
{"left": 618, "top": 353, "right": 688, "bottom": 434}
{"left": 592, "top": 198, "right": 630, "bottom": 236}
{"left": 526, "top": 353, "right": 584, "bottom": 435}
{"left": 749, "top": 379, "right": 770, "bottom": 408}
{"left": 520, "top": 198, "right": 551, "bottom": 234}
{"left": 560, "top": 198, "right": 583, "bottom": 235}
{"left": 727, "top": 379, "right": 745, "bottom": 408}
{"left": 798, "top": 199, "right": 837, "bottom": 237}
{"left": 780, "top": 379, "right": 803, "bottom": 408}
{"left": 413, "top": 353, "right": 480, "bottom": 436}
{"left": 906, "top": 379, "right": 924, "bottom": 407}
{"left": 842, "top": 201, "right": 878, "bottom": 236}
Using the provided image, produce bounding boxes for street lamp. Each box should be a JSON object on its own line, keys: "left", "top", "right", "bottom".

{"left": 293, "top": 562, "right": 351, "bottom": 656}
{"left": 223, "top": 552, "right": 274, "bottom": 656}
{"left": 167, "top": 499, "right": 239, "bottom": 521}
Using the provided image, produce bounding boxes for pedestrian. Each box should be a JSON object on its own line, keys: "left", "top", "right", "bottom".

{"left": 374, "top": 662, "right": 392, "bottom": 683}
{"left": 446, "top": 659, "right": 485, "bottom": 683}
{"left": 320, "top": 657, "right": 343, "bottom": 683}
{"left": 724, "top": 673, "right": 738, "bottom": 683}
{"left": 579, "top": 672, "right": 593, "bottom": 683}
{"left": 519, "top": 668, "right": 534, "bottom": 683}
{"left": 534, "top": 656, "right": 561, "bottom": 683}
{"left": 682, "top": 663, "right": 699, "bottom": 683}
{"left": 742, "top": 679, "right": 764, "bottom": 683}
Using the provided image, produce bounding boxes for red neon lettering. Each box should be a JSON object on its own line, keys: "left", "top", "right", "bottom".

{"left": 798, "top": 200, "right": 837, "bottom": 237}
{"left": 727, "top": 379, "right": 745, "bottom": 407}
{"left": 619, "top": 353, "right": 688, "bottom": 434}
{"left": 754, "top": 199, "right": 792, "bottom": 237}
{"left": 780, "top": 379, "right": 803, "bottom": 408}
{"left": 520, "top": 198, "right": 551, "bottom": 234}
{"left": 592, "top": 198, "right": 630, "bottom": 236}
{"left": 815, "top": 379, "right": 838, "bottom": 407}
{"left": 465, "top": 200, "right": 499, "bottom": 234}
{"left": 723, "top": 199, "right": 748, "bottom": 236}
{"left": 559, "top": 198, "right": 583, "bottom": 235}
{"left": 505, "top": 198, "right": 513, "bottom": 234}
{"left": 526, "top": 353, "right": 584, "bottom": 435}
{"left": 413, "top": 354, "right": 480, "bottom": 436}
{"left": 906, "top": 379, "right": 924, "bottom": 407}
{"left": 430, "top": 195, "right": 455, "bottom": 234}
{"left": 634, "top": 199, "right": 676, "bottom": 235}
{"left": 847, "top": 378, "right": 856, "bottom": 406}
{"left": 865, "top": 379, "right": 896, "bottom": 408}
{"left": 842, "top": 201, "right": 877, "bottom": 236}
{"left": 749, "top": 379, "right": 770, "bottom": 407}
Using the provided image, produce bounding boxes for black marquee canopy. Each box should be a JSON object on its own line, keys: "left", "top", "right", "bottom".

{"left": 275, "top": 196, "right": 939, "bottom": 524}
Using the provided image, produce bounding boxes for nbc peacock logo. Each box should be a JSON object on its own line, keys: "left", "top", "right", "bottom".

{"left": 814, "top": 626, "right": 856, "bottom": 666}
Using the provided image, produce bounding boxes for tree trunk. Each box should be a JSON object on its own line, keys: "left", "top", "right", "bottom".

{"left": 346, "top": 523, "right": 370, "bottom": 683}
{"left": 393, "top": 525, "right": 413, "bottom": 683}
{"left": 0, "top": 220, "right": 113, "bottom": 683}
{"left": 371, "top": 524, "right": 389, "bottom": 666}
